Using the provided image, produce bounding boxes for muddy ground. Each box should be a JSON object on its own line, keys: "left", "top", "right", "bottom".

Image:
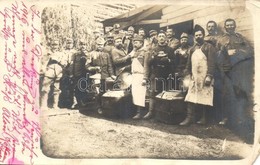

{"left": 41, "top": 108, "right": 253, "bottom": 160}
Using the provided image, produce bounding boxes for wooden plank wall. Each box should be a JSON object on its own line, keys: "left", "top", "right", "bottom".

{"left": 161, "top": 5, "right": 254, "bottom": 46}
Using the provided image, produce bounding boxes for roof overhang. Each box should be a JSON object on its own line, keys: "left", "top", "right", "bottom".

{"left": 102, "top": 5, "right": 167, "bottom": 30}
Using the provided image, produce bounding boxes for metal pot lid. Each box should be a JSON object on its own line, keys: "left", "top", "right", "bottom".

{"left": 116, "top": 71, "right": 133, "bottom": 90}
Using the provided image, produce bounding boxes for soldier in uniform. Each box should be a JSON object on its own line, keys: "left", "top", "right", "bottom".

{"left": 41, "top": 39, "right": 68, "bottom": 109}
{"left": 88, "top": 37, "right": 116, "bottom": 112}
{"left": 166, "top": 27, "right": 180, "bottom": 51}
{"left": 71, "top": 39, "right": 89, "bottom": 108}
{"left": 59, "top": 38, "right": 76, "bottom": 108}
{"left": 90, "top": 30, "right": 101, "bottom": 52}
{"left": 204, "top": 20, "right": 230, "bottom": 124}
{"left": 174, "top": 32, "right": 191, "bottom": 90}
{"left": 138, "top": 28, "right": 149, "bottom": 50}
{"left": 130, "top": 35, "right": 148, "bottom": 119}
{"left": 111, "top": 36, "right": 131, "bottom": 76}
{"left": 142, "top": 30, "right": 176, "bottom": 119}
{"left": 216, "top": 18, "right": 254, "bottom": 128}
{"left": 112, "top": 23, "right": 123, "bottom": 39}
{"left": 180, "top": 25, "right": 216, "bottom": 126}
{"left": 204, "top": 21, "right": 219, "bottom": 47}
{"left": 123, "top": 26, "right": 135, "bottom": 54}
{"left": 104, "top": 32, "right": 114, "bottom": 54}
{"left": 148, "top": 29, "right": 158, "bottom": 50}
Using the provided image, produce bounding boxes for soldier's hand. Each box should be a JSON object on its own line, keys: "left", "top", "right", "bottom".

{"left": 141, "top": 80, "right": 147, "bottom": 86}
{"left": 111, "top": 75, "right": 117, "bottom": 80}
{"left": 160, "top": 57, "right": 170, "bottom": 63}
{"left": 129, "top": 50, "right": 135, "bottom": 58}
{"left": 204, "top": 76, "right": 212, "bottom": 86}
{"left": 96, "top": 66, "right": 101, "bottom": 72}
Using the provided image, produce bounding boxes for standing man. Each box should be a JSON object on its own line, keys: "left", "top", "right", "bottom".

{"left": 180, "top": 25, "right": 216, "bottom": 126}
{"left": 63, "top": 38, "right": 77, "bottom": 74}
{"left": 142, "top": 30, "right": 176, "bottom": 119}
{"left": 104, "top": 33, "right": 114, "bottom": 50}
{"left": 174, "top": 32, "right": 191, "bottom": 90}
{"left": 71, "top": 39, "right": 89, "bottom": 108}
{"left": 130, "top": 35, "right": 148, "bottom": 119}
{"left": 59, "top": 38, "right": 76, "bottom": 108}
{"left": 112, "top": 23, "right": 122, "bottom": 39}
{"left": 216, "top": 18, "right": 254, "bottom": 128}
{"left": 204, "top": 21, "right": 219, "bottom": 47}
{"left": 103, "top": 32, "right": 115, "bottom": 57}
{"left": 148, "top": 29, "right": 158, "bottom": 50}
{"left": 138, "top": 28, "right": 149, "bottom": 50}
{"left": 123, "top": 26, "right": 135, "bottom": 54}
{"left": 204, "top": 20, "right": 230, "bottom": 124}
{"left": 90, "top": 29, "right": 101, "bottom": 51}
{"left": 88, "top": 37, "right": 116, "bottom": 111}
{"left": 111, "top": 36, "right": 131, "bottom": 76}
{"left": 166, "top": 27, "right": 180, "bottom": 51}
{"left": 41, "top": 39, "right": 68, "bottom": 109}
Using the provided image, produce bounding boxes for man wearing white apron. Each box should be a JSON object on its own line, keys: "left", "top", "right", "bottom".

{"left": 180, "top": 25, "right": 216, "bottom": 126}
{"left": 131, "top": 35, "right": 148, "bottom": 119}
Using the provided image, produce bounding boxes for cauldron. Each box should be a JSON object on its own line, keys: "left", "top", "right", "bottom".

{"left": 101, "top": 90, "right": 135, "bottom": 119}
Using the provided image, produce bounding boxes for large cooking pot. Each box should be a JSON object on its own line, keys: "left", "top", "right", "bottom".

{"left": 115, "top": 70, "right": 133, "bottom": 90}
{"left": 101, "top": 90, "right": 134, "bottom": 118}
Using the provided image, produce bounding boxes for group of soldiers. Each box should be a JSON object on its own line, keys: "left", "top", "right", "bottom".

{"left": 40, "top": 18, "right": 253, "bottom": 126}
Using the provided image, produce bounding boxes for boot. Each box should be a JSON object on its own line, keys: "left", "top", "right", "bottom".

{"left": 133, "top": 106, "right": 142, "bottom": 119}
{"left": 219, "top": 117, "right": 228, "bottom": 125}
{"left": 197, "top": 108, "right": 206, "bottom": 124}
{"left": 143, "top": 98, "right": 155, "bottom": 119}
{"left": 41, "top": 92, "right": 49, "bottom": 109}
{"left": 52, "top": 92, "right": 60, "bottom": 109}
{"left": 179, "top": 103, "right": 195, "bottom": 126}
{"left": 143, "top": 110, "right": 153, "bottom": 119}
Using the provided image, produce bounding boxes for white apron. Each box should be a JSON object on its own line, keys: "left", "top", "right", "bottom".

{"left": 131, "top": 58, "right": 146, "bottom": 107}
{"left": 185, "top": 48, "right": 214, "bottom": 106}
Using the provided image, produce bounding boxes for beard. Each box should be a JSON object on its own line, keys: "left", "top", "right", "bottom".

{"left": 181, "top": 42, "right": 188, "bottom": 48}
{"left": 225, "top": 28, "right": 235, "bottom": 34}
{"left": 116, "top": 44, "right": 123, "bottom": 49}
{"left": 195, "top": 37, "right": 204, "bottom": 44}
{"left": 208, "top": 29, "right": 215, "bottom": 35}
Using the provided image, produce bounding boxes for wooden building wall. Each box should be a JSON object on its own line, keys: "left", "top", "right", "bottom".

{"left": 160, "top": 5, "right": 254, "bottom": 46}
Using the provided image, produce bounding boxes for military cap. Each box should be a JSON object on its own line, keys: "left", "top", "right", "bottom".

{"left": 149, "top": 30, "right": 157, "bottom": 36}
{"left": 158, "top": 30, "right": 166, "bottom": 36}
{"left": 106, "top": 32, "right": 114, "bottom": 38}
{"left": 193, "top": 24, "right": 205, "bottom": 36}
{"left": 133, "top": 35, "right": 144, "bottom": 42}
{"left": 96, "top": 37, "right": 105, "bottom": 45}
{"left": 128, "top": 26, "right": 135, "bottom": 32}
{"left": 180, "top": 32, "right": 189, "bottom": 39}
{"left": 113, "top": 24, "right": 120, "bottom": 29}
{"left": 114, "top": 35, "right": 123, "bottom": 41}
